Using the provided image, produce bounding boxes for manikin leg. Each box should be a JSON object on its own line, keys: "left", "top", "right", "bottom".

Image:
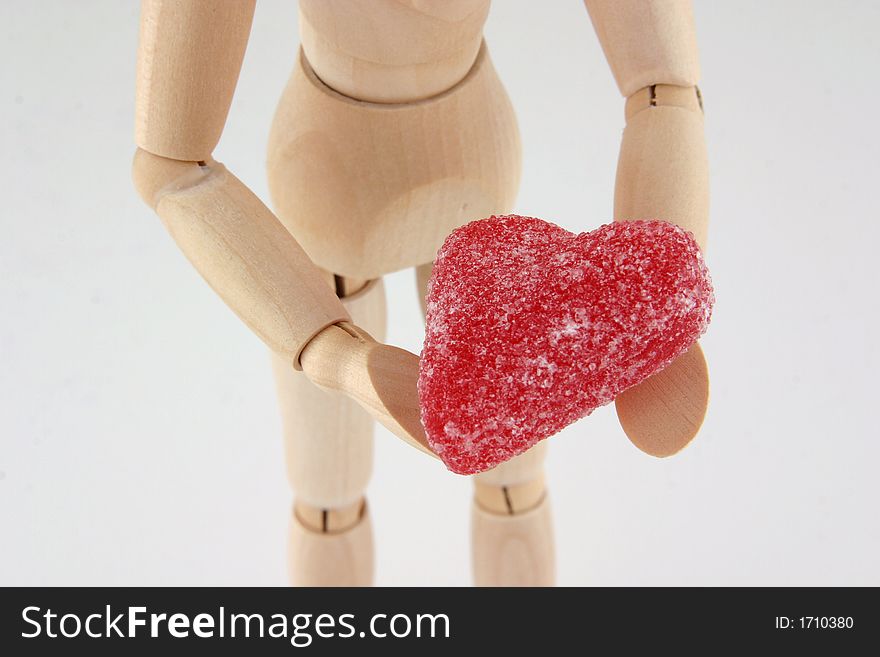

{"left": 472, "top": 445, "right": 555, "bottom": 586}
{"left": 272, "top": 275, "right": 386, "bottom": 586}
{"left": 418, "top": 263, "right": 555, "bottom": 586}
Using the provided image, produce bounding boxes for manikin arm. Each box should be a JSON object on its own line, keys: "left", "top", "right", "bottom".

{"left": 132, "top": 0, "right": 431, "bottom": 455}
{"left": 585, "top": 0, "right": 711, "bottom": 456}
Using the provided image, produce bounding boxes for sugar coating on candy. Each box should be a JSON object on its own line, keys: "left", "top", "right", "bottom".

{"left": 418, "top": 215, "right": 714, "bottom": 475}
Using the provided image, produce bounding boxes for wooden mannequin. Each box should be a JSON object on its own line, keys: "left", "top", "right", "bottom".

{"left": 132, "top": 0, "right": 709, "bottom": 587}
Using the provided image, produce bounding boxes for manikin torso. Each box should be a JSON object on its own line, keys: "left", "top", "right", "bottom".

{"left": 268, "top": 0, "right": 517, "bottom": 281}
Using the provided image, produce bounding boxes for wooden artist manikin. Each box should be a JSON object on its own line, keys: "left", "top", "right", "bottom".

{"left": 132, "top": 0, "right": 709, "bottom": 586}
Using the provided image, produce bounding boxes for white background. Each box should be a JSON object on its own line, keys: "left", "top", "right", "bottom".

{"left": 1, "top": 1, "right": 878, "bottom": 585}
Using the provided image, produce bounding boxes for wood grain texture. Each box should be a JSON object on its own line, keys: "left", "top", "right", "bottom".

{"left": 273, "top": 353, "right": 373, "bottom": 507}
{"left": 585, "top": 0, "right": 700, "bottom": 97}
{"left": 272, "top": 279, "right": 386, "bottom": 510}
{"left": 288, "top": 501, "right": 373, "bottom": 586}
{"left": 299, "top": 0, "right": 489, "bottom": 103}
{"left": 300, "top": 323, "right": 432, "bottom": 457}
{"left": 135, "top": 0, "right": 255, "bottom": 160}
{"left": 474, "top": 474, "right": 546, "bottom": 515}
{"left": 615, "top": 84, "right": 708, "bottom": 248}
{"left": 472, "top": 495, "right": 555, "bottom": 587}
{"left": 267, "top": 41, "right": 521, "bottom": 280}
{"left": 132, "top": 150, "right": 350, "bottom": 366}
{"left": 615, "top": 342, "right": 709, "bottom": 457}
{"left": 294, "top": 499, "right": 364, "bottom": 534}
{"left": 473, "top": 441, "right": 547, "bottom": 488}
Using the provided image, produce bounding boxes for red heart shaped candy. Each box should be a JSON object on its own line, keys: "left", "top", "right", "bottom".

{"left": 418, "top": 215, "right": 714, "bottom": 474}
